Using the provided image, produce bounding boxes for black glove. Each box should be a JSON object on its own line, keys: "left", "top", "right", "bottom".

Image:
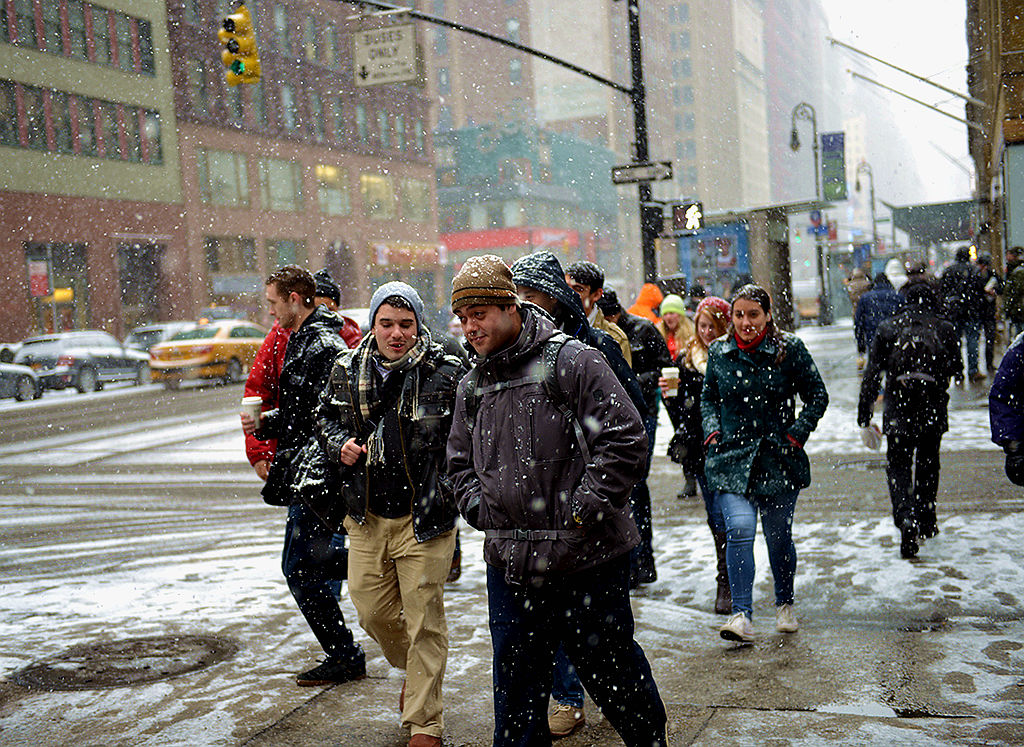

{"left": 1005, "top": 442, "right": 1024, "bottom": 486}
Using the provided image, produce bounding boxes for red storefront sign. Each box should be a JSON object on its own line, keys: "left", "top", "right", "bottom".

{"left": 27, "top": 260, "right": 51, "bottom": 297}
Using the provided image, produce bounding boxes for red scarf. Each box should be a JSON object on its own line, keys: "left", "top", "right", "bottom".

{"left": 735, "top": 326, "right": 769, "bottom": 351}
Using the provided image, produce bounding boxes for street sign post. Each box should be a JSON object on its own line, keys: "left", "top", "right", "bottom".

{"left": 611, "top": 161, "right": 673, "bottom": 185}
{"left": 353, "top": 23, "right": 418, "bottom": 86}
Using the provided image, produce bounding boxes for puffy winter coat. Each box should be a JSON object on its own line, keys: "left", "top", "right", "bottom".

{"left": 662, "top": 356, "right": 707, "bottom": 475}
{"left": 256, "top": 306, "right": 351, "bottom": 506}
{"left": 446, "top": 305, "right": 646, "bottom": 584}
{"left": 701, "top": 332, "right": 828, "bottom": 499}
{"left": 990, "top": 332, "right": 1024, "bottom": 446}
{"left": 244, "top": 310, "right": 361, "bottom": 467}
{"left": 1004, "top": 265, "right": 1024, "bottom": 324}
{"left": 628, "top": 282, "right": 663, "bottom": 323}
{"left": 939, "top": 260, "right": 986, "bottom": 323}
{"left": 317, "top": 342, "right": 467, "bottom": 542}
{"left": 858, "top": 305, "right": 961, "bottom": 437}
{"left": 614, "top": 311, "right": 674, "bottom": 417}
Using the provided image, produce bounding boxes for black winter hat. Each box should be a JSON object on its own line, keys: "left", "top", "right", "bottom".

{"left": 510, "top": 251, "right": 588, "bottom": 330}
{"left": 314, "top": 269, "right": 342, "bottom": 305}
{"left": 596, "top": 286, "right": 622, "bottom": 315}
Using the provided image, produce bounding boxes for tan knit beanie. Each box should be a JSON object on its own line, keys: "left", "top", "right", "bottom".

{"left": 451, "top": 254, "right": 520, "bottom": 312}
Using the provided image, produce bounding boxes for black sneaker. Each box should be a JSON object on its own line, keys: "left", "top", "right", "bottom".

{"left": 296, "top": 653, "right": 366, "bottom": 686}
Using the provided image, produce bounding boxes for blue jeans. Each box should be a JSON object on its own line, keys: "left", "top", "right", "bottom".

{"left": 697, "top": 475, "right": 724, "bottom": 533}
{"left": 953, "top": 319, "right": 980, "bottom": 375}
{"left": 717, "top": 491, "right": 799, "bottom": 618}
{"left": 488, "top": 554, "right": 666, "bottom": 747}
{"left": 282, "top": 502, "right": 361, "bottom": 661}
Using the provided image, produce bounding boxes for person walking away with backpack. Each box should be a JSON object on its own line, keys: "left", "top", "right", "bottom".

{"left": 702, "top": 285, "right": 828, "bottom": 644}
{"left": 1002, "top": 247, "right": 1024, "bottom": 343}
{"left": 939, "top": 247, "right": 987, "bottom": 382}
{"left": 447, "top": 255, "right": 667, "bottom": 747}
{"left": 660, "top": 296, "right": 731, "bottom": 614}
{"left": 854, "top": 273, "right": 903, "bottom": 366}
{"left": 858, "top": 283, "right": 962, "bottom": 559}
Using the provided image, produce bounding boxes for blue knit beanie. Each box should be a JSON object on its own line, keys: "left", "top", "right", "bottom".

{"left": 370, "top": 281, "right": 424, "bottom": 331}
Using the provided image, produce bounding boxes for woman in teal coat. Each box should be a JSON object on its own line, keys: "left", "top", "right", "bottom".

{"left": 701, "top": 285, "right": 828, "bottom": 643}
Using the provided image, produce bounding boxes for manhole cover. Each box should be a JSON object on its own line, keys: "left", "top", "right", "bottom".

{"left": 833, "top": 458, "right": 888, "bottom": 471}
{"left": 10, "top": 634, "right": 239, "bottom": 691}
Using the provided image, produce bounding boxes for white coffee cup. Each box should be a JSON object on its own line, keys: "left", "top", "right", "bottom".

{"left": 241, "top": 396, "right": 263, "bottom": 421}
{"left": 661, "top": 366, "right": 680, "bottom": 398}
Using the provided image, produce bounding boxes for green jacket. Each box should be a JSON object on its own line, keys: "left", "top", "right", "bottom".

{"left": 1004, "top": 264, "right": 1024, "bottom": 323}
{"left": 701, "top": 331, "right": 828, "bottom": 499}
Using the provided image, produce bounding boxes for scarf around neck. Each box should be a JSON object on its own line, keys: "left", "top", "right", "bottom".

{"left": 735, "top": 326, "right": 769, "bottom": 351}
{"left": 354, "top": 326, "right": 432, "bottom": 465}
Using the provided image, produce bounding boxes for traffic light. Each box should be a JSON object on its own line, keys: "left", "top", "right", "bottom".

{"left": 672, "top": 200, "right": 704, "bottom": 234}
{"left": 218, "top": 4, "right": 260, "bottom": 85}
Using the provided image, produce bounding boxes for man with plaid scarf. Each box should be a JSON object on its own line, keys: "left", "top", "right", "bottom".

{"left": 316, "top": 282, "right": 468, "bottom": 747}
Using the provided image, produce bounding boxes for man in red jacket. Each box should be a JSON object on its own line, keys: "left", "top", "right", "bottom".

{"left": 244, "top": 269, "right": 361, "bottom": 478}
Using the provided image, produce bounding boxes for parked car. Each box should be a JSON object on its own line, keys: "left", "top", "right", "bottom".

{"left": 0, "top": 362, "right": 42, "bottom": 400}
{"left": 149, "top": 319, "right": 267, "bottom": 389}
{"left": 124, "top": 322, "right": 196, "bottom": 353}
{"left": 0, "top": 342, "right": 21, "bottom": 363}
{"left": 14, "top": 331, "right": 151, "bottom": 392}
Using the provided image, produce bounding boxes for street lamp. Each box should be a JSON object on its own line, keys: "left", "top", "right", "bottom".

{"left": 855, "top": 160, "right": 877, "bottom": 254}
{"left": 790, "top": 101, "right": 832, "bottom": 324}
{"left": 790, "top": 102, "right": 820, "bottom": 199}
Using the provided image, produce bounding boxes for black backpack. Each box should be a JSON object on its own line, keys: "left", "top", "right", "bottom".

{"left": 462, "top": 331, "right": 593, "bottom": 464}
{"left": 941, "top": 263, "right": 982, "bottom": 321}
{"left": 889, "top": 314, "right": 943, "bottom": 381}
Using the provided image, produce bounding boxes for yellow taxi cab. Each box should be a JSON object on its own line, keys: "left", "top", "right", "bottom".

{"left": 149, "top": 319, "right": 266, "bottom": 389}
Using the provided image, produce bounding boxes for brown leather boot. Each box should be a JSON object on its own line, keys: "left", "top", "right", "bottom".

{"left": 712, "top": 529, "right": 732, "bottom": 615}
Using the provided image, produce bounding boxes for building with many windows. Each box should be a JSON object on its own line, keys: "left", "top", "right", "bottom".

{"left": 0, "top": 0, "right": 444, "bottom": 341}
{"left": 0, "top": 0, "right": 183, "bottom": 339}
{"left": 168, "top": 0, "right": 442, "bottom": 320}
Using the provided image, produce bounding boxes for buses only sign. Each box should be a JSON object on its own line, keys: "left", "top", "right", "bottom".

{"left": 354, "top": 24, "right": 418, "bottom": 87}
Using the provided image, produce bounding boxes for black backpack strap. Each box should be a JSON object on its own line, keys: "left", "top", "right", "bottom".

{"left": 541, "top": 333, "right": 594, "bottom": 466}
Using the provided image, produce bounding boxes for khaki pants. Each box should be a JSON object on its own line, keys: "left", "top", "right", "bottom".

{"left": 344, "top": 512, "right": 455, "bottom": 738}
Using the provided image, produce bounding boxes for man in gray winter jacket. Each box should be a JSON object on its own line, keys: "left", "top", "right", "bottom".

{"left": 446, "top": 254, "right": 667, "bottom": 747}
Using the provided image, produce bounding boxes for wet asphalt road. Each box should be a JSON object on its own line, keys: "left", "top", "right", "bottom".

{"left": 0, "top": 329, "right": 1022, "bottom": 746}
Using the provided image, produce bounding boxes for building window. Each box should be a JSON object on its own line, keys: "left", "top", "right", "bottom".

{"left": 377, "top": 110, "right": 389, "bottom": 147}
{"left": 24, "top": 86, "right": 48, "bottom": 151}
{"left": 259, "top": 157, "right": 304, "bottom": 211}
{"left": 51, "top": 91, "right": 73, "bottom": 154}
{"left": 324, "top": 24, "right": 338, "bottom": 65}
{"left": 316, "top": 165, "right": 350, "bottom": 216}
{"left": 394, "top": 114, "right": 406, "bottom": 150}
{"left": 91, "top": 6, "right": 111, "bottom": 64}
{"left": 355, "top": 104, "right": 367, "bottom": 141}
{"left": 684, "top": 139, "right": 696, "bottom": 159}
{"left": 401, "top": 178, "right": 429, "bottom": 222}
{"left": 251, "top": 80, "right": 267, "bottom": 125}
{"left": 197, "top": 149, "right": 249, "bottom": 207}
{"left": 189, "top": 60, "right": 210, "bottom": 116}
{"left": 124, "top": 107, "right": 143, "bottom": 162}
{"left": 115, "top": 14, "right": 134, "bottom": 71}
{"left": 204, "top": 236, "right": 257, "bottom": 275}
{"left": 274, "top": 6, "right": 291, "bottom": 56}
{"left": 415, "top": 118, "right": 425, "bottom": 153}
{"left": 309, "top": 92, "right": 324, "bottom": 140}
{"left": 266, "top": 239, "right": 306, "bottom": 267}
{"left": 280, "top": 84, "right": 297, "bottom": 130}
{"left": 142, "top": 109, "right": 162, "bottom": 164}
{"left": 510, "top": 59, "right": 522, "bottom": 84}
{"left": 0, "top": 81, "right": 17, "bottom": 146}
{"left": 13, "top": 0, "right": 37, "bottom": 48}
{"left": 228, "top": 85, "right": 244, "bottom": 120}
{"left": 438, "top": 68, "right": 450, "bottom": 96}
{"left": 678, "top": 31, "right": 690, "bottom": 51}
{"left": 137, "top": 19, "right": 155, "bottom": 74}
{"left": 333, "top": 97, "right": 346, "bottom": 140}
{"left": 67, "top": 1, "right": 87, "bottom": 58}
{"left": 42, "top": 2, "right": 63, "bottom": 53}
{"left": 506, "top": 18, "right": 520, "bottom": 43}
{"left": 360, "top": 173, "right": 396, "bottom": 220}
{"left": 683, "top": 112, "right": 695, "bottom": 131}
{"left": 437, "top": 105, "right": 452, "bottom": 132}
{"left": 96, "top": 100, "right": 120, "bottom": 158}
{"left": 76, "top": 96, "right": 97, "bottom": 156}
{"left": 433, "top": 28, "right": 447, "bottom": 56}
{"left": 303, "top": 16, "right": 317, "bottom": 61}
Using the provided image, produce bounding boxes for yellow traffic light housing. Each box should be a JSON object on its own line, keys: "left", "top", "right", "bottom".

{"left": 217, "top": 4, "right": 260, "bottom": 85}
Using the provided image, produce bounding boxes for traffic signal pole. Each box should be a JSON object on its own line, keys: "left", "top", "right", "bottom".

{"left": 332, "top": 0, "right": 658, "bottom": 281}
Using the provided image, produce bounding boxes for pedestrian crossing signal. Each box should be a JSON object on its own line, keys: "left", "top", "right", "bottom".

{"left": 673, "top": 201, "right": 704, "bottom": 234}
{"left": 217, "top": 4, "right": 261, "bottom": 85}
